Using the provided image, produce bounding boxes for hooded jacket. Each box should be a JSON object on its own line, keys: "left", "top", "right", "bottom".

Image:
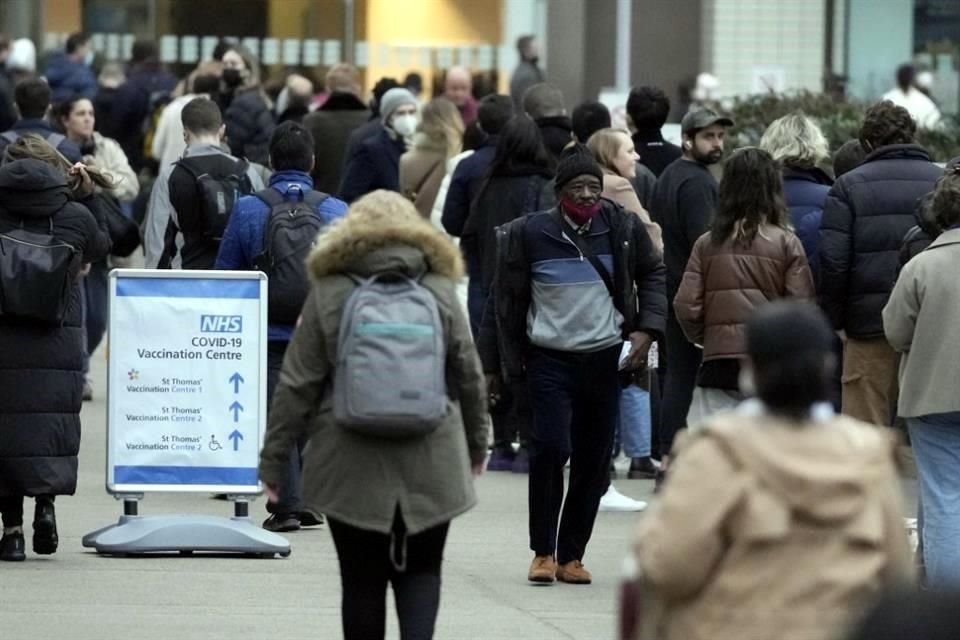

{"left": 0, "top": 159, "right": 110, "bottom": 497}
{"left": 258, "top": 195, "right": 489, "bottom": 534}
{"left": 635, "top": 403, "right": 914, "bottom": 640}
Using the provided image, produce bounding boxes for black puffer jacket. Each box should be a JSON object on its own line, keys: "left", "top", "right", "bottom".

{"left": 224, "top": 89, "right": 275, "bottom": 165}
{"left": 819, "top": 144, "right": 941, "bottom": 338}
{"left": 0, "top": 159, "right": 110, "bottom": 497}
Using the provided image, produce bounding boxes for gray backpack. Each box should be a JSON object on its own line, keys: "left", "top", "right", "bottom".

{"left": 333, "top": 272, "right": 448, "bottom": 438}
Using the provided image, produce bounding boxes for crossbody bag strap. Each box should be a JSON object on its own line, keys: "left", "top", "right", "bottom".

{"left": 557, "top": 211, "right": 616, "bottom": 299}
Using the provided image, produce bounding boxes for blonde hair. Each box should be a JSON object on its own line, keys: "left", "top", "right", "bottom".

{"left": 3, "top": 134, "right": 115, "bottom": 195}
{"left": 759, "top": 113, "right": 829, "bottom": 169}
{"left": 326, "top": 63, "right": 360, "bottom": 95}
{"left": 416, "top": 97, "right": 464, "bottom": 160}
{"left": 586, "top": 127, "right": 631, "bottom": 177}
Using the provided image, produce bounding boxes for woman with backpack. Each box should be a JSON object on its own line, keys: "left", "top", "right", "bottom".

{"left": 673, "top": 147, "right": 815, "bottom": 425}
{"left": 259, "top": 190, "right": 488, "bottom": 640}
{"left": 399, "top": 97, "right": 464, "bottom": 219}
{"left": 0, "top": 135, "right": 111, "bottom": 561}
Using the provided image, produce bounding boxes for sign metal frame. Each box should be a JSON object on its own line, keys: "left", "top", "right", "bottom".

{"left": 105, "top": 269, "right": 267, "bottom": 496}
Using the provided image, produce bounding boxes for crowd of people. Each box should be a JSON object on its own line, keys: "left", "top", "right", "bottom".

{"left": 0, "top": 28, "right": 958, "bottom": 640}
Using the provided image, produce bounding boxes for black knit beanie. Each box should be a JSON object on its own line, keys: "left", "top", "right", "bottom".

{"left": 554, "top": 143, "right": 603, "bottom": 193}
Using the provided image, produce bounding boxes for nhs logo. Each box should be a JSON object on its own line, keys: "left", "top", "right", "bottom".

{"left": 200, "top": 315, "right": 243, "bottom": 333}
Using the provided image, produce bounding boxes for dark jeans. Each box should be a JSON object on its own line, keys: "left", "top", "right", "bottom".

{"left": 466, "top": 277, "right": 486, "bottom": 340}
{"left": 659, "top": 312, "right": 701, "bottom": 456}
{"left": 328, "top": 513, "right": 449, "bottom": 640}
{"left": 526, "top": 344, "right": 621, "bottom": 564}
{"left": 264, "top": 341, "right": 307, "bottom": 516}
{"left": 0, "top": 495, "right": 53, "bottom": 529}
{"left": 81, "top": 260, "right": 110, "bottom": 375}
{"left": 491, "top": 377, "right": 531, "bottom": 448}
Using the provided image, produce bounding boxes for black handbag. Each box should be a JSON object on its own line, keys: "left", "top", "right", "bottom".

{"left": 96, "top": 193, "right": 141, "bottom": 258}
{"left": 0, "top": 218, "right": 77, "bottom": 326}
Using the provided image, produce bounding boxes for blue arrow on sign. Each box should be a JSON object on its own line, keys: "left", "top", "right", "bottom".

{"left": 229, "top": 372, "right": 244, "bottom": 394}
{"left": 228, "top": 429, "right": 243, "bottom": 451}
{"left": 229, "top": 401, "right": 244, "bottom": 423}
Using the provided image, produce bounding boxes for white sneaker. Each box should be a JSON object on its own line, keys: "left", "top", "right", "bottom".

{"left": 599, "top": 485, "right": 648, "bottom": 512}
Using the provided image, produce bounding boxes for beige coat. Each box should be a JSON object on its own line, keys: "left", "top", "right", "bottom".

{"left": 884, "top": 228, "right": 960, "bottom": 418}
{"left": 259, "top": 197, "right": 489, "bottom": 534}
{"left": 602, "top": 168, "right": 663, "bottom": 255}
{"left": 634, "top": 404, "right": 914, "bottom": 640}
{"left": 399, "top": 134, "right": 448, "bottom": 219}
{"left": 92, "top": 132, "right": 139, "bottom": 202}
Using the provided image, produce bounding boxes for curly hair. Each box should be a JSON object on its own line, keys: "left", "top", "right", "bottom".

{"left": 759, "top": 113, "right": 829, "bottom": 169}
{"left": 860, "top": 100, "right": 916, "bottom": 150}
{"left": 932, "top": 167, "right": 960, "bottom": 229}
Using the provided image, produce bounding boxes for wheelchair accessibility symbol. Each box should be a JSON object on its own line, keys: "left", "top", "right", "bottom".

{"left": 209, "top": 435, "right": 223, "bottom": 451}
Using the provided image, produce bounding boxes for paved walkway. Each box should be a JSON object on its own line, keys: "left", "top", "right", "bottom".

{"left": 0, "top": 349, "right": 654, "bottom": 640}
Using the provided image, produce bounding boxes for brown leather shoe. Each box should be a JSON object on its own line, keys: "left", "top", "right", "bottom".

{"left": 557, "top": 560, "right": 592, "bottom": 584}
{"left": 528, "top": 555, "right": 557, "bottom": 583}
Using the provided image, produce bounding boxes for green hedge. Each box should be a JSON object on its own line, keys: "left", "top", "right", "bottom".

{"left": 715, "top": 92, "right": 960, "bottom": 163}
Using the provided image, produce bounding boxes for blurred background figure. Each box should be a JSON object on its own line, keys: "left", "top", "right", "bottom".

{"left": 399, "top": 97, "right": 464, "bottom": 218}
{"left": 883, "top": 64, "right": 941, "bottom": 130}
{"left": 442, "top": 66, "right": 477, "bottom": 126}
{"left": 109, "top": 40, "right": 177, "bottom": 172}
{"left": 304, "top": 64, "right": 369, "bottom": 195}
{"left": 274, "top": 73, "right": 314, "bottom": 124}
{"left": 218, "top": 45, "right": 274, "bottom": 166}
{"left": 510, "top": 34, "right": 544, "bottom": 113}
{"left": 44, "top": 32, "right": 96, "bottom": 103}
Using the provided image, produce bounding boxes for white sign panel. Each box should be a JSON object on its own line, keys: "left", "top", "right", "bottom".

{"left": 107, "top": 270, "right": 267, "bottom": 494}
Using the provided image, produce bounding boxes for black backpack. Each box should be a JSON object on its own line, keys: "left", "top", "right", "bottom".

{"left": 0, "top": 217, "right": 77, "bottom": 326}
{"left": 175, "top": 157, "right": 253, "bottom": 241}
{"left": 254, "top": 186, "right": 329, "bottom": 325}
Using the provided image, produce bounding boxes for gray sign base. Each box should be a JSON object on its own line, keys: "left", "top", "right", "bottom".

{"left": 82, "top": 515, "right": 291, "bottom": 557}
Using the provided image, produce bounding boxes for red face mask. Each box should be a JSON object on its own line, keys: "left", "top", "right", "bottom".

{"left": 560, "top": 197, "right": 602, "bottom": 226}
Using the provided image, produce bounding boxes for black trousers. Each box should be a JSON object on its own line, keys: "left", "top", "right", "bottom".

{"left": 264, "top": 341, "right": 307, "bottom": 516}
{"left": 0, "top": 495, "right": 53, "bottom": 529}
{"left": 659, "top": 312, "right": 701, "bottom": 456}
{"left": 526, "top": 345, "right": 621, "bottom": 564}
{"left": 328, "top": 513, "right": 449, "bottom": 640}
{"left": 491, "top": 377, "right": 532, "bottom": 448}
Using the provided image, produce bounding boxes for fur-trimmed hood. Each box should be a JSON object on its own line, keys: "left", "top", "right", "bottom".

{"left": 308, "top": 189, "right": 464, "bottom": 281}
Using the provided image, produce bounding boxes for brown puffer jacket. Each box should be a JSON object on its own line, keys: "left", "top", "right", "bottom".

{"left": 674, "top": 224, "right": 814, "bottom": 361}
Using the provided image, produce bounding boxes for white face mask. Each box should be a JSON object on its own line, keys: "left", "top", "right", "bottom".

{"left": 391, "top": 113, "right": 418, "bottom": 138}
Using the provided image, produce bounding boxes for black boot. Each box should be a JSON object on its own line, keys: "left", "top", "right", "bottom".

{"left": 0, "top": 531, "right": 25, "bottom": 561}
{"left": 32, "top": 499, "right": 58, "bottom": 555}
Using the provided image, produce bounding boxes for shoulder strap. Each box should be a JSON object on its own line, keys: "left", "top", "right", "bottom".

{"left": 45, "top": 132, "right": 66, "bottom": 148}
{"left": 254, "top": 187, "right": 285, "bottom": 208}
{"left": 303, "top": 190, "right": 329, "bottom": 208}
{"left": 556, "top": 210, "right": 615, "bottom": 299}
{"left": 1, "top": 131, "right": 18, "bottom": 143}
